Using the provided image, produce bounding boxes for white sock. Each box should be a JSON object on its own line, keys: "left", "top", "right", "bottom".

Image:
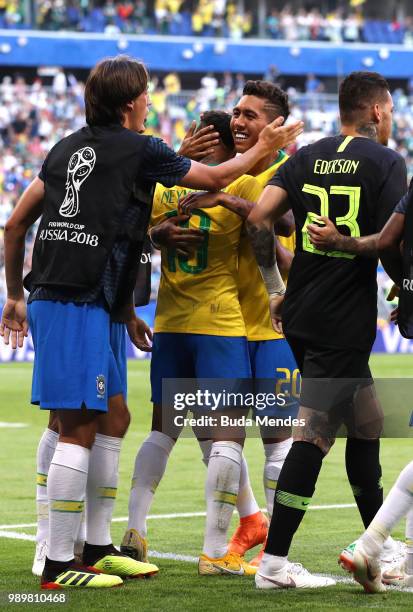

{"left": 86, "top": 434, "right": 122, "bottom": 546}
{"left": 259, "top": 551, "right": 288, "bottom": 573}
{"left": 237, "top": 454, "right": 260, "bottom": 518}
{"left": 127, "top": 431, "right": 175, "bottom": 537}
{"left": 36, "top": 428, "right": 59, "bottom": 543}
{"left": 406, "top": 508, "right": 413, "bottom": 574}
{"left": 48, "top": 442, "right": 89, "bottom": 562}
{"left": 203, "top": 441, "right": 242, "bottom": 558}
{"left": 361, "top": 461, "right": 413, "bottom": 558}
{"left": 263, "top": 439, "right": 293, "bottom": 517}
{"left": 74, "top": 509, "right": 86, "bottom": 557}
{"left": 198, "top": 439, "right": 259, "bottom": 518}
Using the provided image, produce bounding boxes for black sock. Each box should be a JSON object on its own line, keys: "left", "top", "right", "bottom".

{"left": 345, "top": 437, "right": 383, "bottom": 529}
{"left": 265, "top": 441, "right": 324, "bottom": 557}
{"left": 43, "top": 556, "right": 75, "bottom": 580}
{"left": 82, "top": 542, "right": 119, "bottom": 566}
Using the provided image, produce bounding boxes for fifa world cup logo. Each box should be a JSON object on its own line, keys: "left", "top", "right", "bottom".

{"left": 59, "top": 147, "right": 96, "bottom": 218}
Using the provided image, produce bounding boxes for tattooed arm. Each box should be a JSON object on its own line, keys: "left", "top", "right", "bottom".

{"left": 246, "top": 184, "right": 291, "bottom": 263}
{"left": 246, "top": 185, "right": 291, "bottom": 332}
{"left": 306, "top": 216, "right": 379, "bottom": 258}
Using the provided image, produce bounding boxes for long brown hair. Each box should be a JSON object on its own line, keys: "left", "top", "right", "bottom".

{"left": 85, "top": 55, "right": 148, "bottom": 126}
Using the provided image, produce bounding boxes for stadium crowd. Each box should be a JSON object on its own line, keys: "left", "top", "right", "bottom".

{"left": 0, "top": 1, "right": 412, "bottom": 45}
{"left": 1, "top": 70, "right": 413, "bottom": 303}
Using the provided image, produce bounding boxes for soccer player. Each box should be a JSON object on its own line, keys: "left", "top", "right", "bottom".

{"left": 0, "top": 55, "right": 301, "bottom": 589}
{"left": 179, "top": 81, "right": 299, "bottom": 566}
{"left": 246, "top": 71, "right": 408, "bottom": 589}
{"left": 122, "top": 110, "right": 269, "bottom": 576}
{"left": 338, "top": 184, "right": 413, "bottom": 593}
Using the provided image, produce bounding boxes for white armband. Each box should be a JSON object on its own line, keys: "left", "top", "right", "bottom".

{"left": 258, "top": 264, "right": 286, "bottom": 299}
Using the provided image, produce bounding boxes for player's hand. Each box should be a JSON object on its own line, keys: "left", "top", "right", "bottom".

{"left": 177, "top": 122, "right": 220, "bottom": 161}
{"left": 307, "top": 216, "right": 340, "bottom": 251}
{"left": 390, "top": 306, "right": 399, "bottom": 325}
{"left": 179, "top": 191, "right": 220, "bottom": 215}
{"left": 258, "top": 117, "right": 304, "bottom": 154}
{"left": 0, "top": 297, "right": 28, "bottom": 349}
{"left": 387, "top": 284, "right": 400, "bottom": 301}
{"left": 126, "top": 316, "right": 153, "bottom": 352}
{"left": 151, "top": 215, "right": 204, "bottom": 257}
{"left": 269, "top": 295, "right": 284, "bottom": 334}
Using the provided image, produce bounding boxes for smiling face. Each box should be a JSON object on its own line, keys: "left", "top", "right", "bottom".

{"left": 230, "top": 95, "right": 273, "bottom": 153}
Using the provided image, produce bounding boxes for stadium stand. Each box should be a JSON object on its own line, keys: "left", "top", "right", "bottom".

{"left": 0, "top": 1, "right": 412, "bottom": 45}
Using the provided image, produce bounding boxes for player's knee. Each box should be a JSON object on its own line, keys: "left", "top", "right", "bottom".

{"left": 59, "top": 428, "right": 97, "bottom": 449}
{"left": 350, "top": 416, "right": 384, "bottom": 440}
{"left": 48, "top": 410, "right": 59, "bottom": 433}
{"left": 58, "top": 408, "right": 98, "bottom": 448}
{"left": 293, "top": 432, "right": 335, "bottom": 456}
{"left": 113, "top": 404, "right": 131, "bottom": 438}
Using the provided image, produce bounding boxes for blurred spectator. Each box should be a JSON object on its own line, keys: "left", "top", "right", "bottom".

{"left": 263, "top": 65, "right": 281, "bottom": 85}
{"left": 52, "top": 68, "right": 67, "bottom": 96}
{"left": 266, "top": 10, "right": 280, "bottom": 39}
{"left": 305, "top": 73, "right": 324, "bottom": 94}
{"left": 163, "top": 71, "right": 181, "bottom": 95}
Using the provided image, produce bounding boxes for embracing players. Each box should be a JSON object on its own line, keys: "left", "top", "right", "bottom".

{"left": 123, "top": 81, "right": 304, "bottom": 573}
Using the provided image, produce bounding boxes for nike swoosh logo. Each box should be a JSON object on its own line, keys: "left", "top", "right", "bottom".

{"left": 302, "top": 502, "right": 309, "bottom": 507}
{"left": 259, "top": 573, "right": 296, "bottom": 588}
{"left": 213, "top": 564, "right": 245, "bottom": 575}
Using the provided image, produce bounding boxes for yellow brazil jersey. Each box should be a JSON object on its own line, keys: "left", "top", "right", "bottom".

{"left": 238, "top": 151, "right": 295, "bottom": 341}
{"left": 152, "top": 174, "right": 262, "bottom": 336}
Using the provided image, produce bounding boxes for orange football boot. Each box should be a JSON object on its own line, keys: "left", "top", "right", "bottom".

{"left": 228, "top": 511, "right": 268, "bottom": 556}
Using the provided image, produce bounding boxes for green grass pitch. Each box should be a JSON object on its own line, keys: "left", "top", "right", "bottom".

{"left": 1, "top": 355, "right": 413, "bottom": 610}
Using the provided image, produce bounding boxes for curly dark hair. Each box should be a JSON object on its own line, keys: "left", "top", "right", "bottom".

{"left": 199, "top": 110, "right": 234, "bottom": 151}
{"left": 242, "top": 80, "right": 290, "bottom": 122}
{"left": 339, "top": 71, "right": 390, "bottom": 124}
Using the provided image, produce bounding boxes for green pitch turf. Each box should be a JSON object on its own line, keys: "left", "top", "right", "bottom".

{"left": 1, "top": 355, "right": 413, "bottom": 611}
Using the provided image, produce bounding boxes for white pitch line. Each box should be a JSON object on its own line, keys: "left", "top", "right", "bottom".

{"left": 0, "top": 530, "right": 35, "bottom": 541}
{"left": 0, "top": 530, "right": 412, "bottom": 594}
{"left": 0, "top": 504, "right": 357, "bottom": 531}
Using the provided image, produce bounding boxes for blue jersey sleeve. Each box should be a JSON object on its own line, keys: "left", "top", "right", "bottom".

{"left": 140, "top": 136, "right": 191, "bottom": 187}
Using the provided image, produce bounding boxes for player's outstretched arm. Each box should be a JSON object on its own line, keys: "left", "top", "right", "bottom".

{"left": 180, "top": 118, "right": 303, "bottom": 191}
{"left": 1, "top": 177, "right": 44, "bottom": 348}
{"left": 307, "top": 216, "right": 379, "bottom": 257}
{"left": 378, "top": 212, "right": 405, "bottom": 285}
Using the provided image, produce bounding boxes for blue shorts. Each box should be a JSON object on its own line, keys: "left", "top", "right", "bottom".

{"left": 28, "top": 300, "right": 127, "bottom": 411}
{"left": 248, "top": 338, "right": 300, "bottom": 418}
{"left": 150, "top": 333, "right": 251, "bottom": 404}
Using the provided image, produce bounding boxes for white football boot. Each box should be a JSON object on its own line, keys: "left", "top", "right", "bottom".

{"left": 256, "top": 561, "right": 336, "bottom": 589}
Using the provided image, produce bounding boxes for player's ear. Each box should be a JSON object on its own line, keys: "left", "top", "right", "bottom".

{"left": 124, "top": 100, "right": 134, "bottom": 113}
{"left": 371, "top": 103, "right": 381, "bottom": 124}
